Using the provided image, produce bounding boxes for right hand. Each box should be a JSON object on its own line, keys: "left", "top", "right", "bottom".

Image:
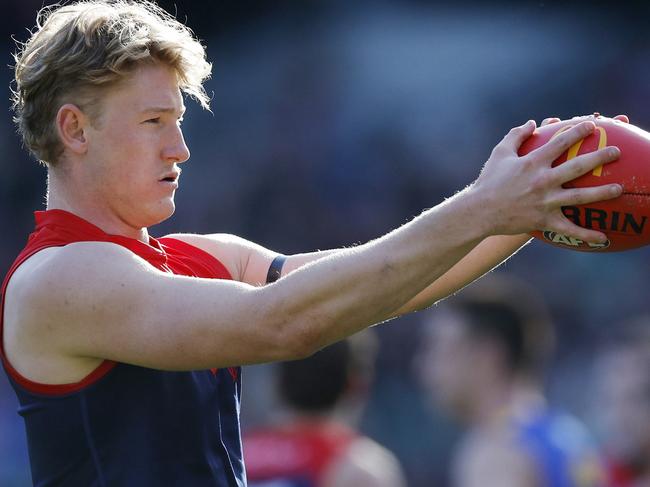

{"left": 471, "top": 119, "right": 622, "bottom": 244}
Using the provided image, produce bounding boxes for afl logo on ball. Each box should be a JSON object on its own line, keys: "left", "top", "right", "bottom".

{"left": 542, "top": 231, "right": 610, "bottom": 251}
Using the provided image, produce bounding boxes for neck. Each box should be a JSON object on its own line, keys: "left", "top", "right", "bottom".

{"left": 46, "top": 170, "right": 149, "bottom": 243}
{"left": 468, "top": 376, "right": 542, "bottom": 427}
{"left": 469, "top": 380, "right": 513, "bottom": 426}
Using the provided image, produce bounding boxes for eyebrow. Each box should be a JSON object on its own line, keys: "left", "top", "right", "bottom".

{"left": 141, "top": 106, "right": 186, "bottom": 116}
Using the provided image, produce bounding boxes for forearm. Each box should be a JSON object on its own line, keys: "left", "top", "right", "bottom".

{"left": 284, "top": 235, "right": 530, "bottom": 317}
{"left": 259, "top": 186, "right": 490, "bottom": 354}
{"left": 56, "top": 119, "right": 621, "bottom": 369}
{"left": 390, "top": 233, "right": 531, "bottom": 316}
{"left": 244, "top": 118, "right": 623, "bottom": 358}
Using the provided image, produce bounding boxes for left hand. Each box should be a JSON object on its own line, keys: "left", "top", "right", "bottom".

{"left": 540, "top": 114, "right": 630, "bottom": 126}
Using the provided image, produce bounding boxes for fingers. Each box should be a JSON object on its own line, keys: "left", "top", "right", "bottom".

{"left": 552, "top": 146, "right": 620, "bottom": 185}
{"left": 551, "top": 184, "right": 623, "bottom": 209}
{"left": 538, "top": 125, "right": 622, "bottom": 245}
{"left": 527, "top": 121, "right": 595, "bottom": 164}
{"left": 571, "top": 114, "right": 599, "bottom": 122}
{"left": 498, "top": 120, "right": 537, "bottom": 153}
{"left": 546, "top": 214, "right": 608, "bottom": 245}
{"left": 541, "top": 117, "right": 561, "bottom": 126}
{"left": 542, "top": 183, "right": 621, "bottom": 245}
{"left": 547, "top": 113, "right": 628, "bottom": 124}
{"left": 545, "top": 114, "right": 629, "bottom": 125}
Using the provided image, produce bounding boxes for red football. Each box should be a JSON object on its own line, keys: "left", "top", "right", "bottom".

{"left": 518, "top": 116, "right": 650, "bottom": 252}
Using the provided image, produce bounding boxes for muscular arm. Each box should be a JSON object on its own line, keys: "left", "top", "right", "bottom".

{"left": 390, "top": 233, "right": 530, "bottom": 315}
{"left": 173, "top": 232, "right": 531, "bottom": 317}
{"left": 289, "top": 234, "right": 531, "bottom": 316}
{"left": 8, "top": 187, "right": 488, "bottom": 372}
{"left": 5, "top": 119, "right": 620, "bottom": 373}
{"left": 178, "top": 116, "right": 619, "bottom": 315}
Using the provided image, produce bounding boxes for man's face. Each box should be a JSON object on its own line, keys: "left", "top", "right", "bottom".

{"left": 417, "top": 309, "right": 482, "bottom": 419}
{"left": 82, "top": 63, "right": 190, "bottom": 229}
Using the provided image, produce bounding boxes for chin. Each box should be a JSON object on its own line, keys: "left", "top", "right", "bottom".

{"left": 144, "top": 199, "right": 176, "bottom": 227}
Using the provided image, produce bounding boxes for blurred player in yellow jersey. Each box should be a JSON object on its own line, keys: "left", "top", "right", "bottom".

{"left": 417, "top": 274, "right": 606, "bottom": 487}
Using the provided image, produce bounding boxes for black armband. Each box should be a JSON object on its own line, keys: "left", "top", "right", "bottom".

{"left": 266, "top": 255, "right": 287, "bottom": 284}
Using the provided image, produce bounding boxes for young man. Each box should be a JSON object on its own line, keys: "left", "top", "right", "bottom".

{"left": 244, "top": 333, "right": 406, "bottom": 487}
{"left": 416, "top": 275, "right": 606, "bottom": 487}
{"left": 2, "top": 1, "right": 623, "bottom": 485}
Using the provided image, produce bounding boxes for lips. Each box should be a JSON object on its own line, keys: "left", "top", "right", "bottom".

{"left": 159, "top": 170, "right": 181, "bottom": 183}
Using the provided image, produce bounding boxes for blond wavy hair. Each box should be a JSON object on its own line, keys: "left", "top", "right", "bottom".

{"left": 12, "top": 0, "right": 212, "bottom": 166}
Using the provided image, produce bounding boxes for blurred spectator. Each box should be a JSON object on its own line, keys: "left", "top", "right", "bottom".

{"left": 594, "top": 317, "right": 650, "bottom": 487}
{"left": 416, "top": 274, "right": 606, "bottom": 487}
{"left": 244, "top": 331, "right": 406, "bottom": 487}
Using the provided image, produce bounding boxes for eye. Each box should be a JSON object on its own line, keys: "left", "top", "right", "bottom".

{"left": 144, "top": 117, "right": 161, "bottom": 124}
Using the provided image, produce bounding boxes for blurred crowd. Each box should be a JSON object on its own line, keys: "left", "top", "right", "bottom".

{"left": 1, "top": 1, "right": 650, "bottom": 485}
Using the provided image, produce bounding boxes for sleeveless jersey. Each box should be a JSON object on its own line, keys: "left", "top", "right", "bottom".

{"left": 515, "top": 409, "right": 606, "bottom": 487}
{"left": 243, "top": 421, "right": 357, "bottom": 487}
{"left": 0, "top": 209, "right": 245, "bottom": 487}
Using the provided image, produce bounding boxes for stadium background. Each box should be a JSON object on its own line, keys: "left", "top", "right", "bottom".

{"left": 1, "top": 0, "right": 649, "bottom": 485}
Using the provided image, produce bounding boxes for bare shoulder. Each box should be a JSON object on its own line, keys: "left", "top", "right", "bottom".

{"left": 164, "top": 232, "right": 276, "bottom": 284}
{"left": 4, "top": 241, "right": 152, "bottom": 382}
{"left": 5, "top": 241, "right": 151, "bottom": 338}
{"left": 322, "top": 436, "right": 406, "bottom": 487}
{"left": 7, "top": 241, "right": 150, "bottom": 309}
{"left": 3, "top": 236, "right": 285, "bottom": 374}
{"left": 454, "top": 431, "right": 539, "bottom": 487}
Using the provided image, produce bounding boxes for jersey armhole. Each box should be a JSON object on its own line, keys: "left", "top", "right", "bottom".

{"left": 158, "top": 237, "right": 233, "bottom": 280}
{"left": 1, "top": 245, "right": 117, "bottom": 397}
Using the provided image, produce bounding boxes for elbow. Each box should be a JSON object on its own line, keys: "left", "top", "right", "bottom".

{"left": 254, "top": 285, "right": 333, "bottom": 362}
{"left": 283, "top": 324, "right": 322, "bottom": 361}
{"left": 271, "top": 315, "right": 324, "bottom": 361}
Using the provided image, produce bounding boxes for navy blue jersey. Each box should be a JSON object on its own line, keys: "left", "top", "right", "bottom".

{"left": 1, "top": 210, "right": 245, "bottom": 486}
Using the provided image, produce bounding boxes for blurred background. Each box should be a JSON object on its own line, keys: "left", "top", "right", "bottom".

{"left": 2, "top": 0, "right": 650, "bottom": 485}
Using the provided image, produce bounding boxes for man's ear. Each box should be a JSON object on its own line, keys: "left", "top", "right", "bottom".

{"left": 56, "top": 104, "right": 89, "bottom": 155}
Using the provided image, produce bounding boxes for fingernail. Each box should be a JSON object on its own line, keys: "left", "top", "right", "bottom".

{"left": 593, "top": 234, "right": 607, "bottom": 244}
{"left": 609, "top": 147, "right": 620, "bottom": 157}
{"left": 611, "top": 184, "right": 623, "bottom": 195}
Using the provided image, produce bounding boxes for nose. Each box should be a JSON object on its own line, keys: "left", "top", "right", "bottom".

{"left": 164, "top": 124, "right": 191, "bottom": 164}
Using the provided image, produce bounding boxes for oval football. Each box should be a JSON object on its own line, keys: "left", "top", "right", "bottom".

{"left": 518, "top": 116, "right": 650, "bottom": 252}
